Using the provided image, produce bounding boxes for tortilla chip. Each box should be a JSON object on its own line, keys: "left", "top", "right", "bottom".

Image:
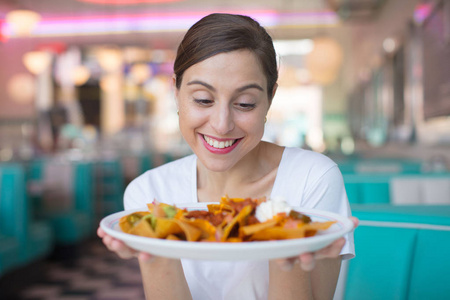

{"left": 306, "top": 221, "right": 336, "bottom": 230}
{"left": 129, "top": 219, "right": 157, "bottom": 238}
{"left": 174, "top": 219, "right": 202, "bottom": 241}
{"left": 179, "top": 218, "right": 217, "bottom": 241}
{"left": 119, "top": 211, "right": 151, "bottom": 233}
{"left": 303, "top": 221, "right": 336, "bottom": 237}
{"left": 226, "top": 237, "right": 243, "bottom": 242}
{"left": 240, "top": 219, "right": 278, "bottom": 236}
{"left": 248, "top": 227, "right": 307, "bottom": 240}
{"left": 154, "top": 218, "right": 183, "bottom": 239}
{"left": 222, "top": 205, "right": 253, "bottom": 241}
{"left": 207, "top": 203, "right": 234, "bottom": 215}
{"left": 166, "top": 234, "right": 182, "bottom": 241}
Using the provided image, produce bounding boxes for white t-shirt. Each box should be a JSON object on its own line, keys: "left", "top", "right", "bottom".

{"left": 124, "top": 147, "right": 355, "bottom": 300}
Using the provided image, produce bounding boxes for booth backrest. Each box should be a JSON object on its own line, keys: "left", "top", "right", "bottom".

{"left": 343, "top": 173, "right": 450, "bottom": 205}
{"left": 344, "top": 174, "right": 392, "bottom": 204}
{"left": 336, "top": 159, "right": 424, "bottom": 175}
{"left": 390, "top": 175, "right": 450, "bottom": 205}
{"left": 73, "top": 161, "right": 95, "bottom": 229}
{"left": 0, "top": 164, "right": 28, "bottom": 241}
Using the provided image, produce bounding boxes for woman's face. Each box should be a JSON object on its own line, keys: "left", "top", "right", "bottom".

{"left": 175, "top": 49, "right": 273, "bottom": 172}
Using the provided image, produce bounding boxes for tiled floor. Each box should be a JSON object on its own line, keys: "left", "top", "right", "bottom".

{"left": 0, "top": 239, "right": 146, "bottom": 300}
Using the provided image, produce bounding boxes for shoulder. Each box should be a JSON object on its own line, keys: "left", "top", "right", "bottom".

{"left": 282, "top": 147, "right": 338, "bottom": 176}
{"left": 273, "top": 147, "right": 343, "bottom": 206}
{"left": 132, "top": 154, "right": 195, "bottom": 185}
{"left": 124, "top": 154, "right": 196, "bottom": 209}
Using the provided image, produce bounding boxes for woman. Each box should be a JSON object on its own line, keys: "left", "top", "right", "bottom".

{"left": 98, "top": 13, "right": 356, "bottom": 300}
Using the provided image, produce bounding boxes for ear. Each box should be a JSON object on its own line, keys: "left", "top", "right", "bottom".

{"left": 269, "top": 83, "right": 278, "bottom": 106}
{"left": 172, "top": 75, "right": 180, "bottom": 109}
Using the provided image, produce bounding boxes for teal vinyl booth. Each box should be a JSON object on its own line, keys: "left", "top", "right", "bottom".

{"left": 342, "top": 204, "right": 450, "bottom": 300}
{"left": 343, "top": 172, "right": 450, "bottom": 205}
{"left": 0, "top": 163, "right": 54, "bottom": 277}
{"left": 95, "top": 158, "right": 124, "bottom": 219}
{"left": 28, "top": 159, "right": 95, "bottom": 245}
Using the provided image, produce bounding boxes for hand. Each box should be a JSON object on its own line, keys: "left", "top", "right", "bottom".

{"left": 275, "top": 217, "right": 359, "bottom": 272}
{"left": 97, "top": 227, "right": 154, "bottom": 262}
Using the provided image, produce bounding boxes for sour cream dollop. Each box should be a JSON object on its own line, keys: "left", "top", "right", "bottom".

{"left": 255, "top": 198, "right": 292, "bottom": 222}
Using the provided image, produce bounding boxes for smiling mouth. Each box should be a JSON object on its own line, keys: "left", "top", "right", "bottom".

{"left": 203, "top": 135, "right": 238, "bottom": 149}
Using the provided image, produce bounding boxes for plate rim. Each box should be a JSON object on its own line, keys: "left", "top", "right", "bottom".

{"left": 100, "top": 204, "right": 353, "bottom": 258}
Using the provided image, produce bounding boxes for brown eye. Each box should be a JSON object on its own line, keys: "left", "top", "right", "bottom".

{"left": 194, "top": 99, "right": 214, "bottom": 106}
{"left": 235, "top": 103, "right": 256, "bottom": 111}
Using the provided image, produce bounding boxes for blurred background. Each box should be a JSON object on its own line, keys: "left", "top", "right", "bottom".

{"left": 0, "top": 0, "right": 449, "bottom": 299}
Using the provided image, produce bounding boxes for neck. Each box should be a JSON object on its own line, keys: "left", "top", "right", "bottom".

{"left": 196, "top": 142, "right": 283, "bottom": 202}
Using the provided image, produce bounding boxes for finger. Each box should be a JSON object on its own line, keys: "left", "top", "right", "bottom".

{"left": 274, "top": 257, "right": 297, "bottom": 272}
{"left": 138, "top": 252, "right": 155, "bottom": 263}
{"left": 350, "top": 217, "right": 359, "bottom": 229}
{"left": 299, "top": 252, "right": 315, "bottom": 272}
{"left": 102, "top": 234, "right": 114, "bottom": 248}
{"left": 103, "top": 235, "right": 123, "bottom": 254}
{"left": 110, "top": 239, "right": 137, "bottom": 259}
{"left": 97, "top": 227, "right": 105, "bottom": 238}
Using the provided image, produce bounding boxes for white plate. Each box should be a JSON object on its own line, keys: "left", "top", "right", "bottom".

{"left": 100, "top": 203, "right": 354, "bottom": 261}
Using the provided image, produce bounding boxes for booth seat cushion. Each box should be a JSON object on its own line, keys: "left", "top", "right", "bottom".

{"left": 408, "top": 229, "right": 450, "bottom": 300}
{"left": 345, "top": 205, "right": 450, "bottom": 300}
{"left": 344, "top": 226, "right": 417, "bottom": 300}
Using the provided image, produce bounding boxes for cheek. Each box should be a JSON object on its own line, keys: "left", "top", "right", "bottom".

{"left": 238, "top": 116, "right": 265, "bottom": 135}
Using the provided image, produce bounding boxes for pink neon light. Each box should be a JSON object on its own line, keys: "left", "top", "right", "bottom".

{"left": 77, "top": 0, "right": 182, "bottom": 4}
{"left": 35, "top": 9, "right": 278, "bottom": 22}
{"left": 414, "top": 3, "right": 433, "bottom": 24}
{"left": 0, "top": 10, "right": 338, "bottom": 37}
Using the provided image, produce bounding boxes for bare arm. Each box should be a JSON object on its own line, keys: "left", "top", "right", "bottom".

{"left": 268, "top": 257, "right": 341, "bottom": 300}
{"left": 268, "top": 218, "right": 357, "bottom": 300}
{"left": 139, "top": 257, "right": 192, "bottom": 300}
{"left": 98, "top": 227, "right": 192, "bottom": 300}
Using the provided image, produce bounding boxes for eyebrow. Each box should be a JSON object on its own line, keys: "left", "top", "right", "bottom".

{"left": 186, "top": 80, "right": 264, "bottom": 93}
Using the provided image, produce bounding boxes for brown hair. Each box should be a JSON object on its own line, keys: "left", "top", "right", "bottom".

{"left": 174, "top": 13, "right": 278, "bottom": 100}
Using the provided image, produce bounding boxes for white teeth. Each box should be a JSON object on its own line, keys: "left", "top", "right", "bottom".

{"left": 204, "top": 135, "right": 236, "bottom": 149}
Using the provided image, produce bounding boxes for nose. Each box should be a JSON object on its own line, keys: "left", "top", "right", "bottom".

{"left": 210, "top": 104, "right": 235, "bottom": 135}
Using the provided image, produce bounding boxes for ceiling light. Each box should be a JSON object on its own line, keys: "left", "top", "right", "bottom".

{"left": 73, "top": 65, "right": 91, "bottom": 86}
{"left": 130, "top": 63, "right": 152, "bottom": 85}
{"left": 383, "top": 38, "right": 397, "bottom": 53}
{"left": 96, "top": 47, "right": 123, "bottom": 72}
{"left": 5, "top": 9, "right": 41, "bottom": 37}
{"left": 22, "top": 51, "right": 52, "bottom": 75}
{"left": 7, "top": 73, "right": 36, "bottom": 103}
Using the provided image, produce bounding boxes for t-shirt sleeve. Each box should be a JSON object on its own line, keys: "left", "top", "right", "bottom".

{"left": 123, "top": 174, "right": 154, "bottom": 210}
{"left": 302, "top": 165, "right": 355, "bottom": 260}
{"left": 123, "top": 179, "right": 146, "bottom": 210}
{"left": 123, "top": 155, "right": 196, "bottom": 210}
